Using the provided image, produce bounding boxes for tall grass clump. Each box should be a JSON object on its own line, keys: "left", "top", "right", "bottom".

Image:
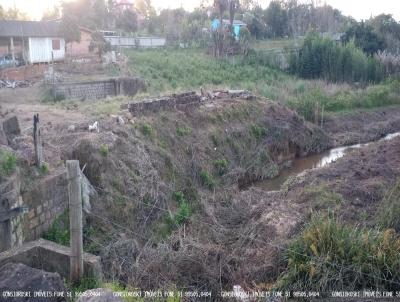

{"left": 377, "top": 179, "right": 400, "bottom": 232}
{"left": 290, "top": 32, "right": 385, "bottom": 84}
{"left": 277, "top": 214, "right": 400, "bottom": 292}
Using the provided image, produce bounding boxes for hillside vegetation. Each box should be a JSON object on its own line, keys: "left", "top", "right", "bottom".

{"left": 128, "top": 47, "right": 400, "bottom": 122}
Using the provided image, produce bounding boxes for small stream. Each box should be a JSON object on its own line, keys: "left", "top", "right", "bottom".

{"left": 257, "top": 132, "right": 400, "bottom": 192}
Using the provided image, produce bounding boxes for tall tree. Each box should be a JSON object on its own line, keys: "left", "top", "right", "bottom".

{"left": 264, "top": 1, "right": 288, "bottom": 38}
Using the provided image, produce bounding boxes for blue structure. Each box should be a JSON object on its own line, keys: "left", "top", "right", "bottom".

{"left": 211, "top": 19, "right": 247, "bottom": 40}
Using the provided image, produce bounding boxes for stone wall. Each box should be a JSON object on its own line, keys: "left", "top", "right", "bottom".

{"left": 22, "top": 171, "right": 68, "bottom": 241}
{"left": 0, "top": 171, "right": 24, "bottom": 252}
{"left": 53, "top": 77, "right": 144, "bottom": 100}
{"left": 129, "top": 91, "right": 201, "bottom": 116}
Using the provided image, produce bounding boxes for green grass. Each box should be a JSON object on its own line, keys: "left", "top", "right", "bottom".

{"left": 126, "top": 48, "right": 400, "bottom": 122}
{"left": 99, "top": 144, "right": 109, "bottom": 157}
{"left": 277, "top": 214, "right": 400, "bottom": 292}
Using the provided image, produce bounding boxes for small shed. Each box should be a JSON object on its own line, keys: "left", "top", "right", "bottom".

{"left": 0, "top": 20, "right": 65, "bottom": 64}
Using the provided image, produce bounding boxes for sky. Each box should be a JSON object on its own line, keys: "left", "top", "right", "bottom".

{"left": 0, "top": 0, "right": 399, "bottom": 22}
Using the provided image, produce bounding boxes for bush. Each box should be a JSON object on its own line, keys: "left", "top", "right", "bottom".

{"left": 139, "top": 122, "right": 153, "bottom": 137}
{"left": 0, "top": 150, "right": 17, "bottom": 177}
{"left": 200, "top": 170, "right": 215, "bottom": 189}
{"left": 39, "top": 162, "right": 49, "bottom": 175}
{"left": 214, "top": 158, "right": 228, "bottom": 175}
{"left": 42, "top": 211, "right": 70, "bottom": 246}
{"left": 277, "top": 214, "right": 400, "bottom": 292}
{"left": 176, "top": 126, "right": 192, "bottom": 137}
{"left": 99, "top": 144, "right": 109, "bottom": 157}
{"left": 250, "top": 124, "right": 268, "bottom": 140}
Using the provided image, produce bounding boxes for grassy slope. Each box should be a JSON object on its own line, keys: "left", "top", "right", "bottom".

{"left": 127, "top": 47, "right": 400, "bottom": 122}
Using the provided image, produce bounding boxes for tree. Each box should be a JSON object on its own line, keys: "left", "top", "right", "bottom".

{"left": 264, "top": 1, "right": 288, "bottom": 38}
{"left": 116, "top": 9, "right": 138, "bottom": 33}
{"left": 342, "top": 21, "right": 386, "bottom": 56}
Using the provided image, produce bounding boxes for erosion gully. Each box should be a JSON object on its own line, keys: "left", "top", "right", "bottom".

{"left": 257, "top": 132, "right": 400, "bottom": 191}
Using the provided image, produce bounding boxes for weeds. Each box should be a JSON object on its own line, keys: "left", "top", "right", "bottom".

{"left": 0, "top": 150, "right": 17, "bottom": 177}
{"left": 214, "top": 158, "right": 228, "bottom": 175}
{"left": 199, "top": 170, "right": 215, "bottom": 189}
{"left": 250, "top": 124, "right": 268, "bottom": 140}
{"left": 377, "top": 179, "right": 400, "bottom": 232}
{"left": 42, "top": 211, "right": 70, "bottom": 246}
{"left": 139, "top": 122, "right": 154, "bottom": 137}
{"left": 39, "top": 162, "right": 49, "bottom": 175}
{"left": 99, "top": 144, "right": 109, "bottom": 157}
{"left": 277, "top": 214, "right": 400, "bottom": 292}
{"left": 176, "top": 126, "right": 192, "bottom": 137}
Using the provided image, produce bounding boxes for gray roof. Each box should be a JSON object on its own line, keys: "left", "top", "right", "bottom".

{"left": 0, "top": 20, "right": 62, "bottom": 38}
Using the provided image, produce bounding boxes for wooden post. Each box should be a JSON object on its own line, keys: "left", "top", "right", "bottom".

{"left": 67, "top": 160, "right": 83, "bottom": 283}
{"left": 33, "top": 114, "right": 43, "bottom": 167}
{"left": 10, "top": 37, "right": 15, "bottom": 67}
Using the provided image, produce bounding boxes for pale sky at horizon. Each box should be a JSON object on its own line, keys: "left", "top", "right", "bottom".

{"left": 0, "top": 0, "right": 399, "bottom": 22}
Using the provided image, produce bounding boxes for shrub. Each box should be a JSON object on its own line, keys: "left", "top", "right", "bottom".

{"left": 214, "top": 158, "right": 228, "bottom": 175}
{"left": 0, "top": 150, "right": 17, "bottom": 177}
{"left": 39, "top": 162, "right": 49, "bottom": 175}
{"left": 99, "top": 144, "right": 109, "bottom": 157}
{"left": 277, "top": 214, "right": 400, "bottom": 292}
{"left": 250, "top": 124, "right": 268, "bottom": 140}
{"left": 139, "top": 122, "right": 153, "bottom": 137}
{"left": 176, "top": 126, "right": 192, "bottom": 137}
{"left": 200, "top": 170, "right": 215, "bottom": 189}
{"left": 42, "top": 211, "right": 70, "bottom": 246}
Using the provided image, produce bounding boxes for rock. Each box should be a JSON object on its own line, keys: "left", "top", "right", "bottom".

{"left": 117, "top": 116, "right": 125, "bottom": 125}
{"left": 2, "top": 116, "right": 21, "bottom": 142}
{"left": 0, "top": 262, "right": 67, "bottom": 301}
{"left": 68, "top": 125, "right": 76, "bottom": 132}
{"left": 75, "top": 288, "right": 124, "bottom": 302}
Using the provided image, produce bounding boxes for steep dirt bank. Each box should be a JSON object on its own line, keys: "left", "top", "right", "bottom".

{"left": 323, "top": 106, "right": 400, "bottom": 146}
{"left": 4, "top": 87, "right": 400, "bottom": 295}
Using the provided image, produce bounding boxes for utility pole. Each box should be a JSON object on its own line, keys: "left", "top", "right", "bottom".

{"left": 67, "top": 160, "right": 83, "bottom": 283}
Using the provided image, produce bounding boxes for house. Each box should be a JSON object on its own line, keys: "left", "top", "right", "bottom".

{"left": 0, "top": 20, "right": 65, "bottom": 64}
{"left": 211, "top": 19, "right": 247, "bottom": 39}
{"left": 65, "top": 27, "right": 94, "bottom": 57}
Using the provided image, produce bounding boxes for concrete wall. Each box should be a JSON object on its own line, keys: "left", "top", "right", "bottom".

{"left": 22, "top": 171, "right": 68, "bottom": 241}
{"left": 53, "top": 77, "right": 144, "bottom": 100}
{"left": 129, "top": 91, "right": 201, "bottom": 116}
{"left": 0, "top": 239, "right": 102, "bottom": 280}
{"left": 105, "top": 36, "right": 166, "bottom": 48}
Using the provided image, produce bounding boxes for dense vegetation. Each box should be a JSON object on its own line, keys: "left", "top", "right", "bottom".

{"left": 277, "top": 215, "right": 400, "bottom": 292}
{"left": 128, "top": 48, "right": 400, "bottom": 122}
{"left": 289, "top": 32, "right": 385, "bottom": 83}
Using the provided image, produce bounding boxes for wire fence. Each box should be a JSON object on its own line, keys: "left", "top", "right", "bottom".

{"left": 84, "top": 184, "right": 400, "bottom": 291}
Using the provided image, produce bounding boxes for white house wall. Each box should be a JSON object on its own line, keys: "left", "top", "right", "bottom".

{"left": 28, "top": 37, "right": 65, "bottom": 63}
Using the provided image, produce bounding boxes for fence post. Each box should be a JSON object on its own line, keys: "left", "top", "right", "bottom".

{"left": 33, "top": 114, "right": 43, "bottom": 167}
{"left": 67, "top": 160, "right": 83, "bottom": 283}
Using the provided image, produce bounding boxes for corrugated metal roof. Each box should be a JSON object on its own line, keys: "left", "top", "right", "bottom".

{"left": 0, "top": 20, "right": 62, "bottom": 38}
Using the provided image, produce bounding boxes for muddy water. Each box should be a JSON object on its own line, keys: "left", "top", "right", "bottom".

{"left": 257, "top": 132, "right": 400, "bottom": 191}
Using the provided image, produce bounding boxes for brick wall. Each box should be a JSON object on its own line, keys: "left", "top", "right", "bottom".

{"left": 53, "top": 77, "right": 144, "bottom": 100}
{"left": 22, "top": 171, "right": 68, "bottom": 241}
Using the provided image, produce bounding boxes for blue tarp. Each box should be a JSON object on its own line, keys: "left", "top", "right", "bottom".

{"left": 211, "top": 19, "right": 241, "bottom": 39}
